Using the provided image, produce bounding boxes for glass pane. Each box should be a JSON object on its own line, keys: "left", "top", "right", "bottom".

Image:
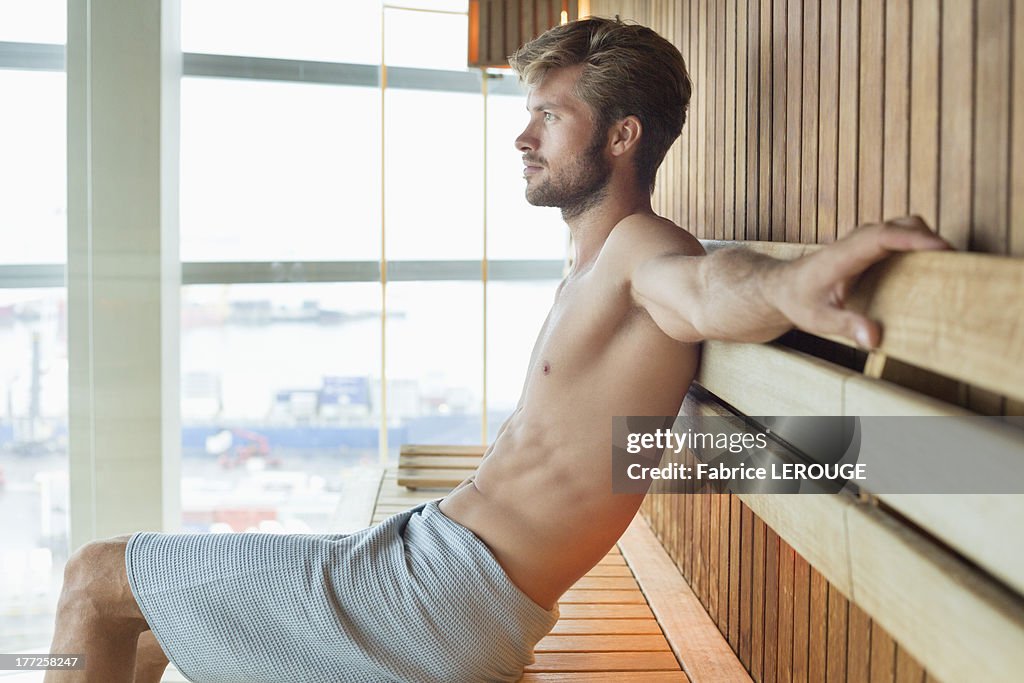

{"left": 180, "top": 77, "right": 381, "bottom": 262}
{"left": 385, "top": 281, "right": 482, "bottom": 456}
{"left": 486, "top": 91, "right": 569, "bottom": 259}
{"left": 0, "top": 288, "right": 68, "bottom": 652}
{"left": 181, "top": 282, "right": 383, "bottom": 535}
{"left": 384, "top": 88, "right": 483, "bottom": 260}
{"left": 0, "top": 70, "right": 66, "bottom": 265}
{"left": 182, "top": 0, "right": 382, "bottom": 65}
{"left": 485, "top": 280, "right": 558, "bottom": 439}
{"left": 384, "top": 7, "right": 469, "bottom": 71}
{"left": 0, "top": 0, "right": 65, "bottom": 43}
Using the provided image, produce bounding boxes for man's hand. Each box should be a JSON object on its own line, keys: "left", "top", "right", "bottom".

{"left": 767, "top": 216, "right": 954, "bottom": 349}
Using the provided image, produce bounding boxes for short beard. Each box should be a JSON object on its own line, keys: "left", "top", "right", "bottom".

{"left": 525, "top": 131, "right": 611, "bottom": 220}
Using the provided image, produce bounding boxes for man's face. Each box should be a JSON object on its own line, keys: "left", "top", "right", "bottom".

{"left": 515, "top": 66, "right": 611, "bottom": 218}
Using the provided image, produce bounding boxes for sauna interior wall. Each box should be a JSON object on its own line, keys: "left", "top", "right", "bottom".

{"left": 588, "top": 0, "right": 1024, "bottom": 681}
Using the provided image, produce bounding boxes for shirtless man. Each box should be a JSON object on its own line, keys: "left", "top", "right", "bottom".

{"left": 47, "top": 16, "right": 951, "bottom": 683}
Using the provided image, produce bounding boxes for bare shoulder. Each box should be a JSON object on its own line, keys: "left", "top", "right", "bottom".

{"left": 599, "top": 214, "right": 705, "bottom": 277}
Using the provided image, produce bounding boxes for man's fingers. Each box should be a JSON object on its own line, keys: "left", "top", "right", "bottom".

{"left": 817, "top": 308, "right": 880, "bottom": 349}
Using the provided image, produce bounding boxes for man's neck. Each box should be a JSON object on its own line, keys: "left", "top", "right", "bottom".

{"left": 564, "top": 180, "right": 655, "bottom": 271}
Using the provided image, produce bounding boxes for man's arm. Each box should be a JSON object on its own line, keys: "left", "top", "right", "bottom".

{"left": 629, "top": 215, "right": 953, "bottom": 349}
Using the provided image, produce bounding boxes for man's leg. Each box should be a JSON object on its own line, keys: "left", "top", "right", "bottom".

{"left": 45, "top": 535, "right": 150, "bottom": 682}
{"left": 132, "top": 631, "right": 169, "bottom": 683}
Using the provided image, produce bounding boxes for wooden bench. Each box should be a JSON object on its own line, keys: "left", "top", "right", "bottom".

{"left": 396, "top": 444, "right": 486, "bottom": 490}
{"left": 644, "top": 240, "right": 1023, "bottom": 682}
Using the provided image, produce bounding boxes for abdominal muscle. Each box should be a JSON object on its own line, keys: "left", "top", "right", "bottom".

{"left": 437, "top": 411, "right": 651, "bottom": 611}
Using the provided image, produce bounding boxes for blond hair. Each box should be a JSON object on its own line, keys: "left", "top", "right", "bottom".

{"left": 509, "top": 17, "right": 692, "bottom": 194}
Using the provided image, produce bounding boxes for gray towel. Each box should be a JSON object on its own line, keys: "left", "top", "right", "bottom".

{"left": 125, "top": 499, "right": 559, "bottom": 682}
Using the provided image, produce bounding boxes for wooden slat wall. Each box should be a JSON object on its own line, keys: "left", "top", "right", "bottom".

{"left": 585, "top": 1, "right": 1024, "bottom": 681}
{"left": 594, "top": 0, "right": 1024, "bottom": 257}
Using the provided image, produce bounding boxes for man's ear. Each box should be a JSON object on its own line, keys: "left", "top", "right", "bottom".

{"left": 609, "top": 115, "right": 642, "bottom": 157}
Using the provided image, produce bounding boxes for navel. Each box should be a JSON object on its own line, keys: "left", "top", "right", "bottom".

{"left": 542, "top": 361, "right": 551, "bottom": 375}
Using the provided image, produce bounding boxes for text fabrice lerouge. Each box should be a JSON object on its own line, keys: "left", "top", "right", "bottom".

{"left": 626, "top": 461, "right": 868, "bottom": 482}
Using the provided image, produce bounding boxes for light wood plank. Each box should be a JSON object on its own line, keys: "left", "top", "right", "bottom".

{"left": 548, "top": 619, "right": 664, "bottom": 636}
{"left": 518, "top": 672, "right": 688, "bottom": 682}
{"left": 800, "top": 0, "right": 819, "bottom": 243}
{"left": 618, "top": 513, "right": 753, "bottom": 682}
{"left": 534, "top": 635, "right": 671, "bottom": 653}
{"left": 525, "top": 652, "right": 681, "bottom": 672}
{"left": 556, "top": 603, "right": 654, "bottom": 620}
{"left": 771, "top": 0, "right": 788, "bottom": 241}
{"left": 569, "top": 576, "right": 639, "bottom": 591}
{"left": 559, "top": 589, "right": 647, "bottom": 605}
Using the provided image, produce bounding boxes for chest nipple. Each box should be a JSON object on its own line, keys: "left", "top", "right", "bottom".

{"left": 542, "top": 361, "right": 551, "bottom": 375}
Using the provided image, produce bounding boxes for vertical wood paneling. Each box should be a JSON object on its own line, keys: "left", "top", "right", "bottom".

{"left": 714, "top": 0, "right": 725, "bottom": 240}
{"left": 746, "top": 0, "right": 761, "bottom": 240}
{"left": 939, "top": 0, "right": 975, "bottom": 247}
{"left": 847, "top": 602, "right": 872, "bottom": 683}
{"left": 739, "top": 502, "right": 754, "bottom": 666}
{"left": 808, "top": 567, "right": 828, "bottom": 681}
{"left": 728, "top": 495, "right": 741, "bottom": 650}
{"left": 690, "top": 0, "right": 701, "bottom": 238}
{"left": 909, "top": 0, "right": 940, "bottom": 230}
{"left": 871, "top": 624, "right": 897, "bottom": 683}
{"left": 883, "top": 0, "right": 910, "bottom": 218}
{"left": 858, "top": 0, "right": 884, "bottom": 224}
{"left": 776, "top": 538, "right": 795, "bottom": 681}
{"left": 973, "top": 0, "right": 1011, "bottom": 253}
{"left": 759, "top": 0, "right": 773, "bottom": 240}
{"left": 800, "top": 0, "right": 819, "bottom": 244}
{"left": 763, "top": 529, "right": 779, "bottom": 682}
{"left": 752, "top": 515, "right": 766, "bottom": 681}
{"left": 792, "top": 553, "right": 810, "bottom": 683}
{"left": 735, "top": 0, "right": 748, "bottom": 242}
{"left": 818, "top": 0, "right": 839, "bottom": 242}
{"left": 826, "top": 584, "right": 848, "bottom": 682}
{"left": 718, "top": 491, "right": 731, "bottom": 636}
{"left": 837, "top": 0, "right": 860, "bottom": 236}
{"left": 708, "top": 490, "right": 721, "bottom": 623}
{"left": 895, "top": 645, "right": 927, "bottom": 682}
{"left": 698, "top": 0, "right": 709, "bottom": 238}
{"left": 785, "top": 0, "right": 803, "bottom": 242}
{"left": 771, "top": 0, "right": 788, "bottom": 241}
{"left": 725, "top": 0, "right": 737, "bottom": 241}
{"left": 1013, "top": 0, "right": 1024, "bottom": 256}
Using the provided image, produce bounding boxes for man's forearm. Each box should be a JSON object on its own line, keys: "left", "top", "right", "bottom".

{"left": 691, "top": 247, "right": 793, "bottom": 342}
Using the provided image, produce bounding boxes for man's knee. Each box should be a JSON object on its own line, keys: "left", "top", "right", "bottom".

{"left": 59, "top": 535, "right": 147, "bottom": 628}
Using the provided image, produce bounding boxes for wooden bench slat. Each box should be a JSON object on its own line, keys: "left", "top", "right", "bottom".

{"left": 525, "top": 652, "right": 681, "bottom": 672}
{"left": 559, "top": 589, "right": 647, "bottom": 605}
{"left": 583, "top": 565, "right": 633, "bottom": 577}
{"left": 556, "top": 604, "right": 654, "bottom": 620}
{"left": 703, "top": 241, "right": 1024, "bottom": 402}
{"left": 395, "top": 469, "right": 473, "bottom": 488}
{"left": 518, "top": 672, "right": 688, "bottom": 682}
{"left": 548, "top": 619, "right": 664, "bottom": 636}
{"left": 534, "top": 635, "right": 672, "bottom": 652}
{"left": 395, "top": 446, "right": 487, "bottom": 456}
{"left": 398, "top": 455, "right": 484, "bottom": 469}
{"left": 569, "top": 577, "right": 638, "bottom": 590}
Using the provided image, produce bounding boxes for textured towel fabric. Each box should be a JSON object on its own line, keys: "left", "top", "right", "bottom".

{"left": 125, "top": 499, "right": 559, "bottom": 682}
